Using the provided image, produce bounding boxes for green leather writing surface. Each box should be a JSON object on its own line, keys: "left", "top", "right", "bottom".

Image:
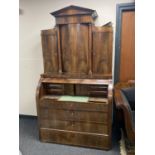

{"left": 58, "top": 95, "right": 89, "bottom": 102}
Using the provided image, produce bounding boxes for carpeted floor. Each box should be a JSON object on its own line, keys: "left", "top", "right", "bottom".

{"left": 19, "top": 116, "right": 120, "bottom": 155}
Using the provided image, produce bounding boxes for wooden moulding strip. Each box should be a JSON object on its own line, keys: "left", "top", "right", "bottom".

{"left": 88, "top": 23, "right": 92, "bottom": 76}
{"left": 40, "top": 128, "right": 109, "bottom": 137}
{"left": 56, "top": 25, "right": 62, "bottom": 74}
{"left": 40, "top": 73, "right": 112, "bottom": 79}
{"left": 41, "top": 78, "right": 112, "bottom": 85}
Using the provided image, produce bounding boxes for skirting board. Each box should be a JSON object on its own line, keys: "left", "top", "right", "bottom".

{"left": 19, "top": 114, "right": 37, "bottom": 119}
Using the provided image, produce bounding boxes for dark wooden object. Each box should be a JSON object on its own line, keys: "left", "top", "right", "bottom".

{"left": 36, "top": 5, "right": 113, "bottom": 150}
{"left": 114, "top": 81, "right": 135, "bottom": 154}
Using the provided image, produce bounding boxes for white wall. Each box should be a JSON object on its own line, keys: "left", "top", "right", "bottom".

{"left": 19, "top": 0, "right": 134, "bottom": 115}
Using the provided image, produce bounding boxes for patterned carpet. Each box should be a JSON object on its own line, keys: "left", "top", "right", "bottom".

{"left": 19, "top": 116, "right": 120, "bottom": 155}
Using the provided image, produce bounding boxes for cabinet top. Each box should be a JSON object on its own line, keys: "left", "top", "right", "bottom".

{"left": 50, "top": 5, "right": 98, "bottom": 24}
{"left": 51, "top": 5, "right": 98, "bottom": 18}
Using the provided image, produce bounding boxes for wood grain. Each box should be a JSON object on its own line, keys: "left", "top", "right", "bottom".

{"left": 40, "top": 120, "right": 108, "bottom": 134}
{"left": 119, "top": 11, "right": 135, "bottom": 82}
{"left": 37, "top": 5, "right": 113, "bottom": 150}
{"left": 60, "top": 23, "right": 89, "bottom": 74}
{"left": 41, "top": 28, "right": 59, "bottom": 74}
{"left": 41, "top": 78, "right": 112, "bottom": 85}
{"left": 40, "top": 128, "right": 110, "bottom": 150}
{"left": 92, "top": 26, "right": 113, "bottom": 75}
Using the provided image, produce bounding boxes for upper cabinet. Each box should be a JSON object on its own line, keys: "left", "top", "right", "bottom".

{"left": 41, "top": 5, "right": 113, "bottom": 79}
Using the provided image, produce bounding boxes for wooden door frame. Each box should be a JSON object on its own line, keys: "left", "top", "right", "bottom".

{"left": 114, "top": 3, "right": 135, "bottom": 84}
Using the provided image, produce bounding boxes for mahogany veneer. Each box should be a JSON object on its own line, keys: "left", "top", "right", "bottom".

{"left": 36, "top": 5, "right": 113, "bottom": 150}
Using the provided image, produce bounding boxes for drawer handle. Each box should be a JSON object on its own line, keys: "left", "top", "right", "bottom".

{"left": 71, "top": 111, "right": 74, "bottom": 116}
{"left": 71, "top": 121, "right": 75, "bottom": 127}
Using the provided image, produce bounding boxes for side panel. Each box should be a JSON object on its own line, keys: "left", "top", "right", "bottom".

{"left": 92, "top": 27, "right": 113, "bottom": 75}
{"left": 41, "top": 28, "right": 59, "bottom": 74}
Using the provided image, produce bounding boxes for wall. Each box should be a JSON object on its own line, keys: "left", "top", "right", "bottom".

{"left": 19, "top": 0, "right": 134, "bottom": 115}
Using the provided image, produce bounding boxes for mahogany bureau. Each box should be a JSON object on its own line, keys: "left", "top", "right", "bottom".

{"left": 36, "top": 5, "right": 113, "bottom": 150}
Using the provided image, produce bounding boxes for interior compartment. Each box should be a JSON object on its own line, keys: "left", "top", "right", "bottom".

{"left": 42, "top": 83, "right": 108, "bottom": 103}
{"left": 43, "top": 83, "right": 74, "bottom": 96}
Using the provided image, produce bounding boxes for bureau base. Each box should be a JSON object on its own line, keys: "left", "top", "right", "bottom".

{"left": 40, "top": 128, "right": 111, "bottom": 150}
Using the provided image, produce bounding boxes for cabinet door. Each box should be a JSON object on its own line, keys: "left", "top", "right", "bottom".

{"left": 41, "top": 28, "right": 59, "bottom": 74}
{"left": 60, "top": 23, "right": 89, "bottom": 75}
{"left": 92, "top": 27, "right": 113, "bottom": 76}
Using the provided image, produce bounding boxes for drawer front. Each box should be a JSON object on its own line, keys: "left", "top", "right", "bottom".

{"left": 44, "top": 84, "right": 64, "bottom": 95}
{"left": 40, "top": 128, "right": 111, "bottom": 149}
{"left": 40, "top": 108, "right": 108, "bottom": 123}
{"left": 40, "top": 98, "right": 108, "bottom": 112}
{"left": 40, "top": 119, "right": 108, "bottom": 134}
{"left": 43, "top": 84, "right": 75, "bottom": 96}
{"left": 88, "top": 85, "right": 108, "bottom": 98}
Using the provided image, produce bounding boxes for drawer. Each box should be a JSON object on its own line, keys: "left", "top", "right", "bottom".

{"left": 44, "top": 84, "right": 63, "bottom": 89}
{"left": 43, "top": 84, "right": 75, "bottom": 95}
{"left": 40, "top": 119, "right": 108, "bottom": 134}
{"left": 40, "top": 128, "right": 111, "bottom": 149}
{"left": 44, "top": 84, "right": 64, "bottom": 95}
{"left": 88, "top": 85, "right": 108, "bottom": 98}
{"left": 88, "top": 85, "right": 108, "bottom": 91}
{"left": 40, "top": 108, "right": 108, "bottom": 123}
{"left": 40, "top": 97, "right": 108, "bottom": 112}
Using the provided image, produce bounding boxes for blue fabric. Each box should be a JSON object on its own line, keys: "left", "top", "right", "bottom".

{"left": 120, "top": 90, "right": 135, "bottom": 129}
{"left": 132, "top": 111, "right": 135, "bottom": 129}
{"left": 121, "top": 87, "right": 135, "bottom": 110}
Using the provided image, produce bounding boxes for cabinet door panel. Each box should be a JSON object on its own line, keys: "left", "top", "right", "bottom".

{"left": 60, "top": 24, "right": 89, "bottom": 74}
{"left": 92, "top": 27, "right": 112, "bottom": 75}
{"left": 41, "top": 29, "right": 58, "bottom": 74}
